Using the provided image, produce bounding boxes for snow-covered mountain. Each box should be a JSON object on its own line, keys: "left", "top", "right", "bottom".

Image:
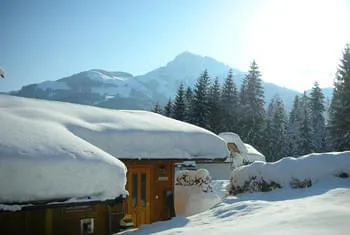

{"left": 12, "top": 52, "right": 331, "bottom": 110}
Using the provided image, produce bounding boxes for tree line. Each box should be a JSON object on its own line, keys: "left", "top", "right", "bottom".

{"left": 152, "top": 44, "right": 350, "bottom": 161}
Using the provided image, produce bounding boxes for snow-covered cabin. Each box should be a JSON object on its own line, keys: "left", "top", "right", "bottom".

{"left": 0, "top": 95, "right": 229, "bottom": 231}
{"left": 0, "top": 95, "right": 128, "bottom": 235}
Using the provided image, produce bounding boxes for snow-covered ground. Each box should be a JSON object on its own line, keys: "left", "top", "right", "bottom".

{"left": 119, "top": 152, "right": 350, "bottom": 235}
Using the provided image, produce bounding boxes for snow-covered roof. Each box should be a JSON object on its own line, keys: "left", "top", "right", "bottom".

{"left": 218, "top": 132, "right": 247, "bottom": 156}
{"left": 244, "top": 143, "right": 266, "bottom": 162}
{"left": 0, "top": 95, "right": 228, "bottom": 204}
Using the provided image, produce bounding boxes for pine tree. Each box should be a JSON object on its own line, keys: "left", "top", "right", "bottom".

{"left": 184, "top": 87, "right": 194, "bottom": 123}
{"left": 309, "top": 81, "right": 326, "bottom": 152}
{"left": 264, "top": 95, "right": 287, "bottom": 161}
{"left": 298, "top": 92, "right": 313, "bottom": 155}
{"left": 173, "top": 83, "right": 186, "bottom": 121}
{"left": 286, "top": 95, "right": 301, "bottom": 156}
{"left": 239, "top": 61, "right": 266, "bottom": 149}
{"left": 151, "top": 102, "right": 162, "bottom": 114}
{"left": 163, "top": 98, "right": 173, "bottom": 117}
{"left": 192, "top": 70, "right": 211, "bottom": 129}
{"left": 221, "top": 70, "right": 239, "bottom": 133}
{"left": 208, "top": 77, "right": 222, "bottom": 133}
{"left": 327, "top": 44, "right": 350, "bottom": 151}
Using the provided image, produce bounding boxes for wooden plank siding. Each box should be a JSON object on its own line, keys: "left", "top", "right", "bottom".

{"left": 0, "top": 199, "right": 124, "bottom": 235}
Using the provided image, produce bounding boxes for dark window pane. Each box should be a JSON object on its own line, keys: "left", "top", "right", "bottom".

{"left": 140, "top": 173, "right": 146, "bottom": 207}
{"left": 132, "top": 173, "right": 138, "bottom": 208}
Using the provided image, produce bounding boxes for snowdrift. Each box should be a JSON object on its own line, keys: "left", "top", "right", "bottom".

{"left": 228, "top": 151, "right": 350, "bottom": 194}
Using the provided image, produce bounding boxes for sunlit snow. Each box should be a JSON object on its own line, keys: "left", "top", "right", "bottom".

{"left": 120, "top": 152, "right": 350, "bottom": 235}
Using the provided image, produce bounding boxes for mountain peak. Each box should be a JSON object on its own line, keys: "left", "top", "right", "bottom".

{"left": 173, "top": 51, "right": 206, "bottom": 62}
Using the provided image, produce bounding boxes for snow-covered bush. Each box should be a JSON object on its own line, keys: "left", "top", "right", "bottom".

{"left": 226, "top": 151, "right": 350, "bottom": 195}
{"left": 289, "top": 177, "right": 312, "bottom": 189}
{"left": 227, "top": 176, "right": 281, "bottom": 195}
{"left": 336, "top": 172, "right": 349, "bottom": 178}
{"left": 176, "top": 169, "right": 213, "bottom": 192}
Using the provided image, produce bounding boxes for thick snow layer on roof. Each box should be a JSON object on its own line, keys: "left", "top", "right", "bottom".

{"left": 244, "top": 143, "right": 266, "bottom": 162}
{"left": 0, "top": 95, "right": 227, "bottom": 203}
{"left": 0, "top": 97, "right": 128, "bottom": 203}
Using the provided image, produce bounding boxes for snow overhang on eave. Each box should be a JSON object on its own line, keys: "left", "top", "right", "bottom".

{"left": 120, "top": 157, "right": 228, "bottom": 162}
{"left": 0, "top": 196, "right": 125, "bottom": 212}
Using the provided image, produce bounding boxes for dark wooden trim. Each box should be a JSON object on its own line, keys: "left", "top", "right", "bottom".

{"left": 121, "top": 158, "right": 227, "bottom": 162}
{"left": 0, "top": 196, "right": 124, "bottom": 212}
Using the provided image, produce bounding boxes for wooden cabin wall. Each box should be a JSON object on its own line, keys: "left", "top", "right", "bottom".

{"left": 0, "top": 201, "right": 124, "bottom": 235}
{"left": 0, "top": 208, "right": 45, "bottom": 235}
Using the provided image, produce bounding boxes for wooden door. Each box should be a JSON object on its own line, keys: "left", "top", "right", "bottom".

{"left": 126, "top": 167, "right": 151, "bottom": 227}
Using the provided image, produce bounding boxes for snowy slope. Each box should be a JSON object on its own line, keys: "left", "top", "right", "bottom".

{"left": 0, "top": 95, "right": 228, "bottom": 204}
{"left": 37, "top": 69, "right": 150, "bottom": 98}
{"left": 119, "top": 152, "right": 350, "bottom": 235}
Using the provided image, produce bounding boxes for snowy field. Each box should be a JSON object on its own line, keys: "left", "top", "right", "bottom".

{"left": 119, "top": 152, "right": 350, "bottom": 235}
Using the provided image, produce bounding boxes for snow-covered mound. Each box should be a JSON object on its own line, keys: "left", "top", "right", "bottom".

{"left": 175, "top": 169, "right": 221, "bottom": 216}
{"left": 228, "top": 151, "right": 350, "bottom": 193}
{"left": 0, "top": 95, "right": 228, "bottom": 204}
{"left": 175, "top": 169, "right": 212, "bottom": 192}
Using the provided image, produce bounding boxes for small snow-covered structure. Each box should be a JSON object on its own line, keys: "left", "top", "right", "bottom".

{"left": 196, "top": 132, "right": 266, "bottom": 180}
{"left": 0, "top": 94, "right": 228, "bottom": 230}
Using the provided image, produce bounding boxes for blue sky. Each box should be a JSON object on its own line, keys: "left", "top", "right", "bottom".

{"left": 1, "top": 0, "right": 350, "bottom": 92}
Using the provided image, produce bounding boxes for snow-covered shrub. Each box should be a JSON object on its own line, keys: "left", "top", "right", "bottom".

{"left": 176, "top": 169, "right": 213, "bottom": 192}
{"left": 227, "top": 176, "right": 281, "bottom": 195}
{"left": 227, "top": 152, "right": 350, "bottom": 195}
{"left": 289, "top": 177, "right": 312, "bottom": 189}
{"left": 242, "top": 159, "right": 254, "bottom": 165}
{"left": 335, "top": 172, "right": 349, "bottom": 178}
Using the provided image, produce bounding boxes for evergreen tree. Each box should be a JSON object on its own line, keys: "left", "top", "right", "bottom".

{"left": 173, "top": 83, "right": 186, "bottom": 121}
{"left": 163, "top": 98, "right": 173, "bottom": 117}
{"left": 151, "top": 102, "right": 162, "bottom": 114}
{"left": 286, "top": 95, "right": 301, "bottom": 156}
{"left": 220, "top": 70, "right": 239, "bottom": 133}
{"left": 239, "top": 61, "right": 266, "bottom": 149}
{"left": 208, "top": 77, "right": 222, "bottom": 133}
{"left": 298, "top": 92, "right": 313, "bottom": 155}
{"left": 309, "top": 81, "right": 326, "bottom": 152}
{"left": 264, "top": 95, "right": 288, "bottom": 161}
{"left": 192, "top": 70, "right": 211, "bottom": 129}
{"left": 184, "top": 86, "right": 194, "bottom": 123}
{"left": 327, "top": 44, "right": 350, "bottom": 151}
